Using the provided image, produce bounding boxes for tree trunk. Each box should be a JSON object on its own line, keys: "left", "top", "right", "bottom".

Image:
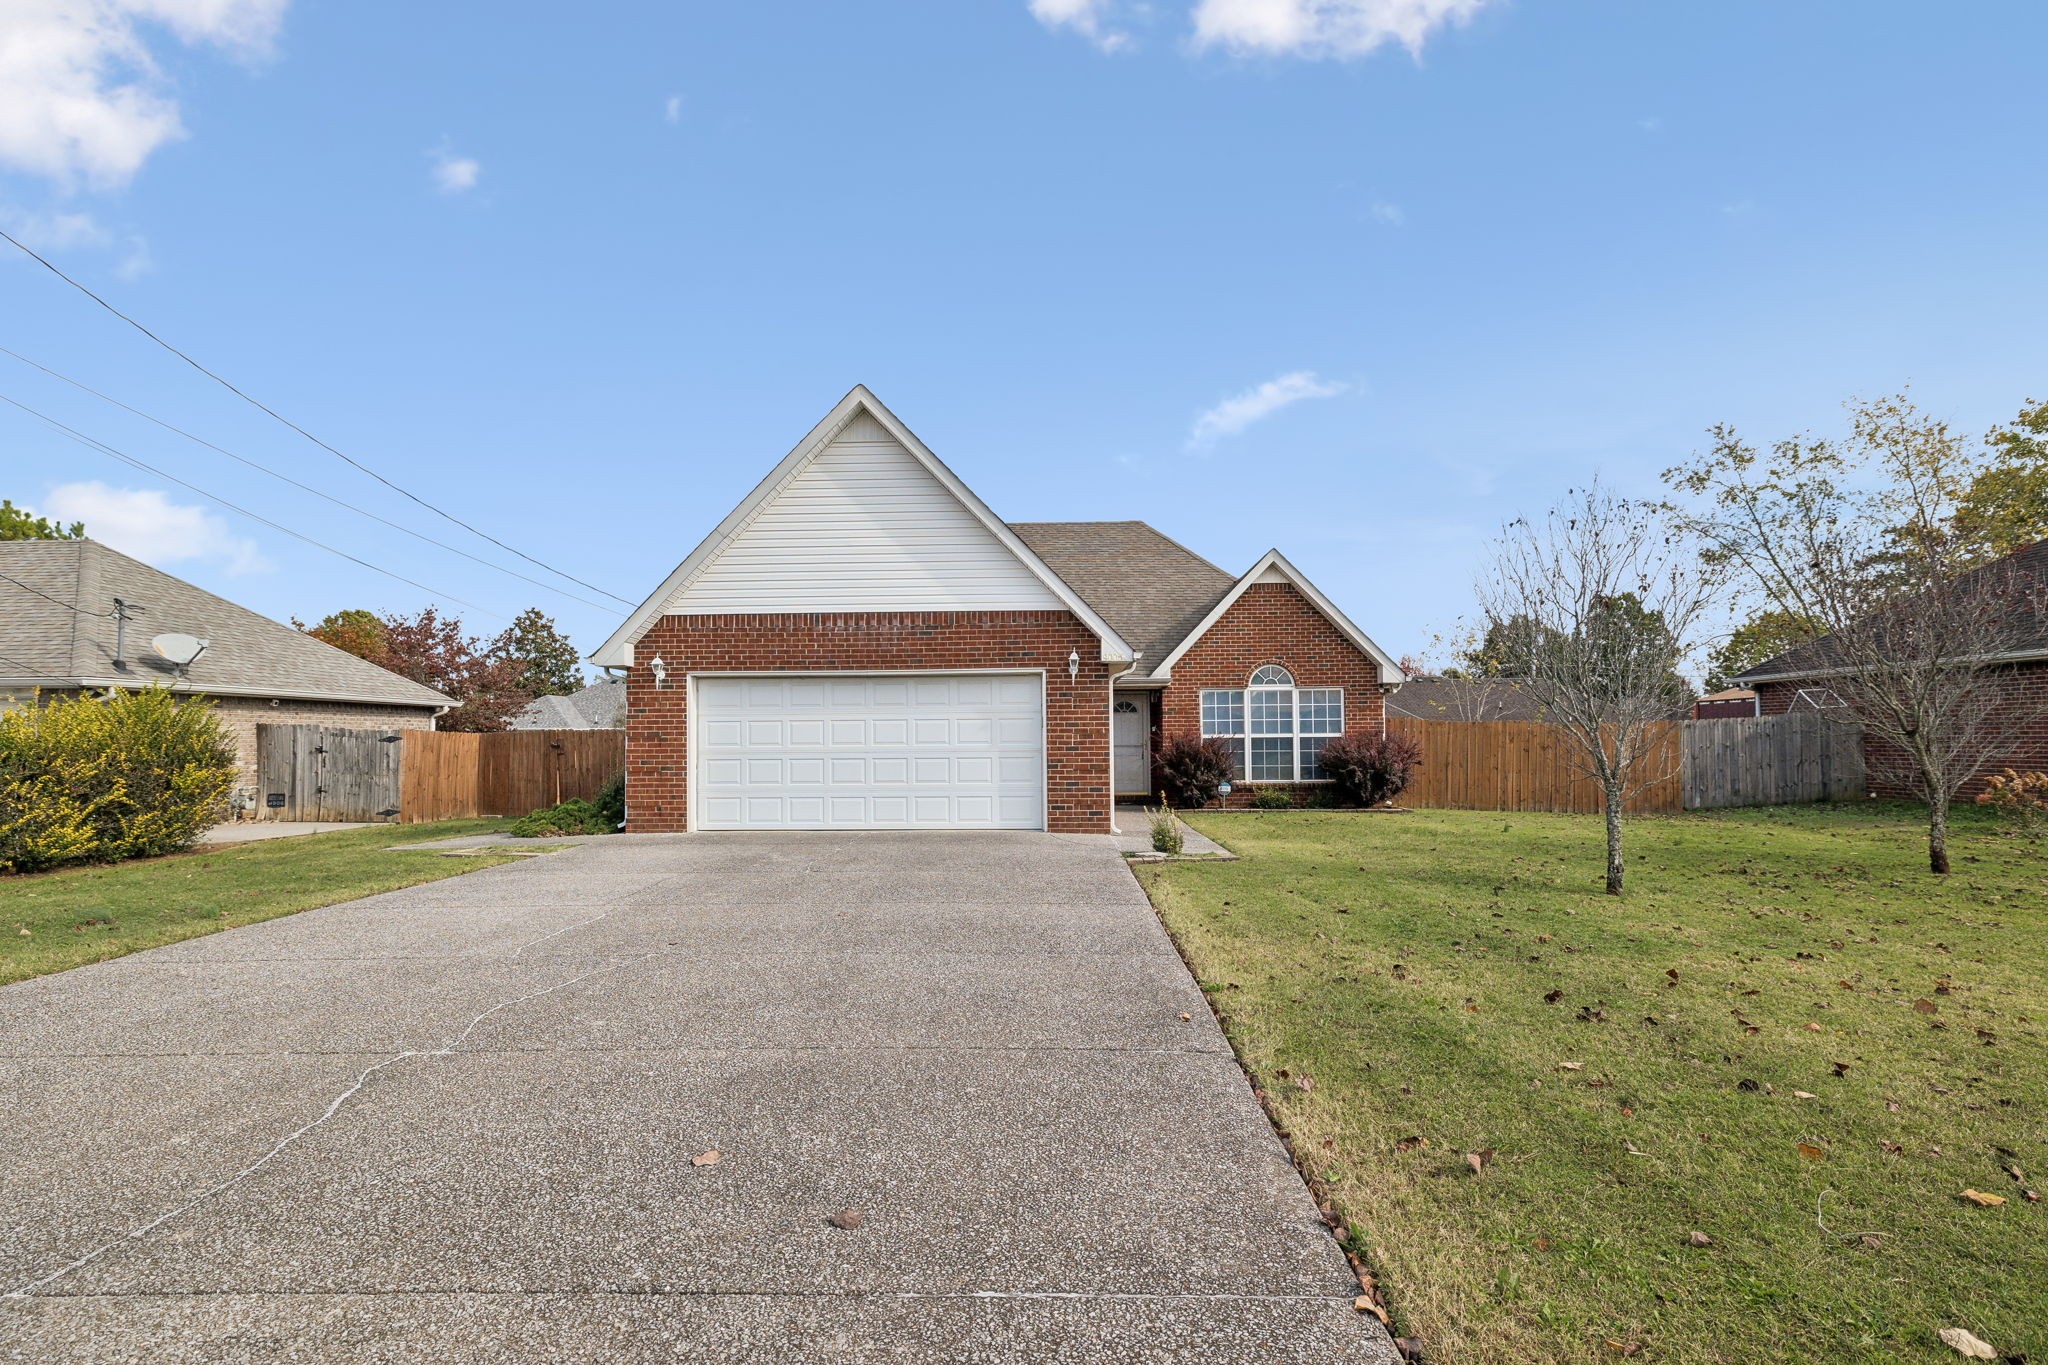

{"left": 1604, "top": 783, "right": 1625, "bottom": 895}
{"left": 1928, "top": 792, "right": 1951, "bottom": 875}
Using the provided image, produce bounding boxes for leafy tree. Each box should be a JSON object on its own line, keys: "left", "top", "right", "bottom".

{"left": 1952, "top": 397, "right": 2048, "bottom": 559}
{"left": 0, "top": 499, "right": 83, "bottom": 541}
{"left": 292, "top": 609, "right": 387, "bottom": 661}
{"left": 493, "top": 608, "right": 584, "bottom": 698}
{"left": 1705, "top": 608, "right": 1819, "bottom": 692}
{"left": 1465, "top": 613, "right": 1544, "bottom": 677}
{"left": 373, "top": 607, "right": 531, "bottom": 733}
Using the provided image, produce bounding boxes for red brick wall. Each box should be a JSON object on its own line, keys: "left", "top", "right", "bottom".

{"left": 1157, "top": 581, "right": 1387, "bottom": 807}
{"left": 1756, "top": 663, "right": 2048, "bottom": 799}
{"left": 623, "top": 610, "right": 1115, "bottom": 832}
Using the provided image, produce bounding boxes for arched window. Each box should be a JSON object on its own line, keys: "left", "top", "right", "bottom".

{"left": 1198, "top": 666, "right": 1343, "bottom": 782}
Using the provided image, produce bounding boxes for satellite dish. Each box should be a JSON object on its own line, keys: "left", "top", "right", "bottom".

{"left": 152, "top": 633, "right": 209, "bottom": 667}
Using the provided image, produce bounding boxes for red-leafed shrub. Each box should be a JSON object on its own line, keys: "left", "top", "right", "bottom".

{"left": 1318, "top": 731, "right": 1422, "bottom": 807}
{"left": 1158, "top": 734, "right": 1236, "bottom": 808}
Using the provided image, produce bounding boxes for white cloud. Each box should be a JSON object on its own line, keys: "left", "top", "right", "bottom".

{"left": 1188, "top": 370, "right": 1347, "bottom": 448}
{"left": 430, "top": 145, "right": 479, "bottom": 194}
{"left": 39, "top": 481, "right": 267, "bottom": 574}
{"left": 0, "top": 206, "right": 111, "bottom": 250}
{"left": 113, "top": 232, "right": 152, "bottom": 279}
{"left": 0, "top": 0, "right": 287, "bottom": 189}
{"left": 1029, "top": 0, "right": 1131, "bottom": 51}
{"left": 1189, "top": 0, "right": 1489, "bottom": 59}
{"left": 664, "top": 93, "right": 683, "bottom": 125}
{"left": 1369, "top": 201, "right": 1404, "bottom": 225}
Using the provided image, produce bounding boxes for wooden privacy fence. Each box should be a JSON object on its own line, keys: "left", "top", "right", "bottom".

{"left": 398, "top": 729, "right": 625, "bottom": 823}
{"left": 256, "top": 724, "right": 404, "bottom": 822}
{"left": 1389, "top": 713, "right": 1867, "bottom": 814}
{"left": 1390, "top": 717, "right": 1682, "bottom": 814}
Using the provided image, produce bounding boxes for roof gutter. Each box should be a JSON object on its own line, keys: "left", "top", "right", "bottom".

{"left": 1737, "top": 645, "right": 2048, "bottom": 687}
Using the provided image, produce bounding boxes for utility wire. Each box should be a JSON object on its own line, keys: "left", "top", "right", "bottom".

{"left": 0, "top": 568, "right": 111, "bottom": 617}
{"left": 0, "top": 392, "right": 508, "bottom": 622}
{"left": 0, "top": 228, "right": 635, "bottom": 608}
{"left": 0, "top": 346, "right": 625, "bottom": 618}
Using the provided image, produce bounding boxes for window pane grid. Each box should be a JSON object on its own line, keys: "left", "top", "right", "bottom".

{"left": 1200, "top": 689, "right": 1244, "bottom": 737}
{"left": 1249, "top": 690, "right": 1293, "bottom": 735}
{"left": 1298, "top": 689, "right": 1343, "bottom": 735}
{"left": 1249, "top": 737, "right": 1293, "bottom": 781}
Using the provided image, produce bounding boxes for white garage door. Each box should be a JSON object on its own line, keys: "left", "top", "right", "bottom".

{"left": 693, "top": 674, "right": 1045, "bottom": 830}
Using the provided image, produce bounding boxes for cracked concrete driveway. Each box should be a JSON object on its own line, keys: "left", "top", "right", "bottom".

{"left": 0, "top": 832, "right": 1397, "bottom": 1364}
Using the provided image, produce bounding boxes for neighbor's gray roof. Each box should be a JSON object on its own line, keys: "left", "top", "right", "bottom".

{"left": 1386, "top": 676, "right": 1552, "bottom": 722}
{"left": 1010, "top": 521, "right": 1237, "bottom": 680}
{"left": 508, "top": 680, "right": 623, "bottom": 730}
{"left": 0, "top": 539, "right": 450, "bottom": 709}
{"left": 1735, "top": 536, "right": 2048, "bottom": 684}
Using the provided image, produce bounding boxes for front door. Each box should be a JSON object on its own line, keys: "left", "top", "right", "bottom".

{"left": 1112, "top": 696, "right": 1150, "bottom": 797}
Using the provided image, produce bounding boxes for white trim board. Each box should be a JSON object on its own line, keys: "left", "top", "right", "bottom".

{"left": 1149, "top": 548, "right": 1407, "bottom": 686}
{"left": 590, "top": 387, "right": 1133, "bottom": 668}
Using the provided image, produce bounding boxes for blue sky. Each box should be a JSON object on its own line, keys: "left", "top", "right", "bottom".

{"left": 4, "top": 0, "right": 2043, "bottom": 674}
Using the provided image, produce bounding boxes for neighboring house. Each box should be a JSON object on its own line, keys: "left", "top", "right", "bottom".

{"left": 507, "top": 680, "right": 624, "bottom": 731}
{"left": 1735, "top": 536, "right": 2048, "bottom": 794}
{"left": 589, "top": 387, "right": 1404, "bottom": 833}
{"left": 0, "top": 539, "right": 450, "bottom": 808}
{"left": 1691, "top": 687, "right": 1759, "bottom": 720}
{"left": 1387, "top": 676, "right": 1550, "bottom": 722}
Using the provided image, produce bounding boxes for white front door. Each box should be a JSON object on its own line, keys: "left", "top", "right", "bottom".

{"left": 693, "top": 673, "right": 1045, "bottom": 830}
{"left": 1112, "top": 696, "right": 1150, "bottom": 797}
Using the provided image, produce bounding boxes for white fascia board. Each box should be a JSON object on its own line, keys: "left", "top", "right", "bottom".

{"left": 589, "top": 386, "right": 1133, "bottom": 667}
{"left": 1149, "top": 549, "right": 1407, "bottom": 685}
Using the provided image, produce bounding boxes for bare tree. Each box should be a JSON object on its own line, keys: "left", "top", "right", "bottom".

{"left": 1477, "top": 484, "right": 1716, "bottom": 894}
{"left": 1666, "top": 393, "right": 2048, "bottom": 873}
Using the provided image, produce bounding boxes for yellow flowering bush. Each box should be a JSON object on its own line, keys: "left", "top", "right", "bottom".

{"left": 0, "top": 687, "right": 236, "bottom": 873}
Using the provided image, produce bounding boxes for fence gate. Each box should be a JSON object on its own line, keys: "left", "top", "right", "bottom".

{"left": 256, "top": 724, "right": 403, "bottom": 822}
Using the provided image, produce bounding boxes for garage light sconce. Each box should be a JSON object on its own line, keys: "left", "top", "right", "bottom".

{"left": 649, "top": 655, "right": 669, "bottom": 689}
{"left": 1067, "top": 650, "right": 1080, "bottom": 681}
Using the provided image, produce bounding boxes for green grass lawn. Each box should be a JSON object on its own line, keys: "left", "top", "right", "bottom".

{"left": 0, "top": 820, "right": 526, "bottom": 987}
{"left": 1139, "top": 804, "right": 2045, "bottom": 1365}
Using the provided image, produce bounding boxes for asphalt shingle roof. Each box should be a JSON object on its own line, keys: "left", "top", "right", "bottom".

{"left": 508, "top": 681, "right": 624, "bottom": 730}
{"left": 1735, "top": 537, "right": 2048, "bottom": 683}
{"left": 1385, "top": 676, "right": 1552, "bottom": 721}
{"left": 1009, "top": 521, "right": 1238, "bottom": 679}
{"left": 0, "top": 539, "right": 449, "bottom": 709}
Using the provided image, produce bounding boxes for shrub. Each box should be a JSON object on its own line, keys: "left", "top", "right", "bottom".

{"left": 1147, "top": 804, "right": 1183, "bottom": 855}
{"left": 0, "top": 687, "right": 236, "bottom": 873}
{"left": 593, "top": 770, "right": 625, "bottom": 829}
{"left": 508, "top": 798, "right": 612, "bottom": 838}
{"left": 1251, "top": 785, "right": 1293, "bottom": 810}
{"left": 1317, "top": 731, "right": 1423, "bottom": 807}
{"left": 1158, "top": 734, "right": 1236, "bottom": 808}
{"left": 1976, "top": 769, "right": 2048, "bottom": 837}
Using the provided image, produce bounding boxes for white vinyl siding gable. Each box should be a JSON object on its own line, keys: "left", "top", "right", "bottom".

{"left": 661, "top": 412, "right": 1066, "bottom": 615}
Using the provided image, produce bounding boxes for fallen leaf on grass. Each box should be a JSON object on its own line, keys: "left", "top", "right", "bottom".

{"left": 1881, "top": 1141, "right": 1903, "bottom": 1155}
{"left": 1295, "top": 1075, "right": 1315, "bottom": 1093}
{"left": 1352, "top": 1294, "right": 1390, "bottom": 1324}
{"left": 1937, "top": 1326, "right": 1997, "bottom": 1359}
{"left": 1466, "top": 1148, "right": 1494, "bottom": 1175}
{"left": 1958, "top": 1189, "right": 2006, "bottom": 1207}
{"left": 1797, "top": 1143, "right": 1829, "bottom": 1161}
{"left": 1393, "top": 1135, "right": 1426, "bottom": 1153}
{"left": 1543, "top": 988, "right": 1565, "bottom": 1004}
{"left": 1558, "top": 1061, "right": 1585, "bottom": 1071}
{"left": 691, "top": 1149, "right": 721, "bottom": 1167}
{"left": 1832, "top": 1061, "right": 1851, "bottom": 1076}
{"left": 1804, "top": 1022, "right": 1824, "bottom": 1032}
{"left": 1914, "top": 998, "right": 1939, "bottom": 1015}
{"left": 1687, "top": 1230, "right": 1713, "bottom": 1247}
{"left": 1604, "top": 1339, "right": 1644, "bottom": 1356}
{"left": 1792, "top": 1090, "right": 1819, "bottom": 1100}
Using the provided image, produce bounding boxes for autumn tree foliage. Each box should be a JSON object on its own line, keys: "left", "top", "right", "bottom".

{"left": 292, "top": 608, "right": 387, "bottom": 662}
{"left": 374, "top": 607, "right": 533, "bottom": 733}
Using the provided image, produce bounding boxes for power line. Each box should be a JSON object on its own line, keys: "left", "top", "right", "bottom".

{"left": 0, "top": 567, "right": 111, "bottom": 617}
{"left": 0, "top": 228, "right": 635, "bottom": 608}
{"left": 0, "top": 392, "right": 509, "bottom": 622}
{"left": 0, "top": 345, "right": 624, "bottom": 618}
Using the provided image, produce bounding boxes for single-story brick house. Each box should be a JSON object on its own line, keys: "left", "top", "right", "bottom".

{"left": 1735, "top": 536, "right": 2048, "bottom": 797}
{"left": 0, "top": 538, "right": 451, "bottom": 810}
{"left": 589, "top": 387, "right": 1405, "bottom": 833}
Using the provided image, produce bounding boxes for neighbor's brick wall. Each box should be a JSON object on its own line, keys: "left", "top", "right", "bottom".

{"left": 1757, "top": 663, "right": 2048, "bottom": 799}
{"left": 1158, "top": 581, "right": 1387, "bottom": 807}
{"left": 207, "top": 696, "right": 438, "bottom": 809}
{"left": 624, "top": 610, "right": 1115, "bottom": 833}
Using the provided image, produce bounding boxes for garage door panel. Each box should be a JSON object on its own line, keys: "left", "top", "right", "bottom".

{"left": 695, "top": 672, "right": 1044, "bottom": 830}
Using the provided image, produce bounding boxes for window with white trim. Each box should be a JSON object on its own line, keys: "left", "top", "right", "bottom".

{"left": 1200, "top": 667, "right": 1343, "bottom": 781}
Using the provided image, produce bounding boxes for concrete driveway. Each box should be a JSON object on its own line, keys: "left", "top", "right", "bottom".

{"left": 0, "top": 832, "right": 1397, "bottom": 1363}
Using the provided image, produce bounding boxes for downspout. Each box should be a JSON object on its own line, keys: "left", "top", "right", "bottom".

{"left": 1106, "top": 652, "right": 1143, "bottom": 835}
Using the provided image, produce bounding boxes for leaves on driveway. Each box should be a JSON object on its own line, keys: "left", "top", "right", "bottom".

{"left": 691, "top": 1149, "right": 721, "bottom": 1167}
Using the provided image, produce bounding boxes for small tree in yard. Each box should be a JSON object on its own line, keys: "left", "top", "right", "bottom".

{"left": 1478, "top": 484, "right": 1716, "bottom": 895}
{"left": 1666, "top": 392, "right": 2048, "bottom": 874}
